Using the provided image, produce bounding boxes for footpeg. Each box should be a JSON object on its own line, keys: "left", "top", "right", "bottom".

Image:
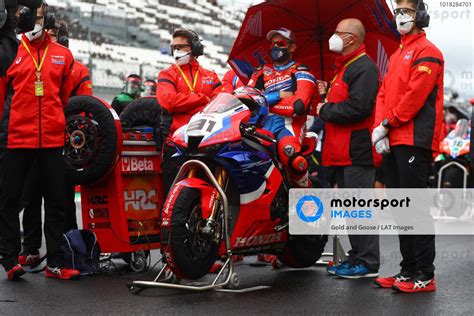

{"left": 274, "top": 222, "right": 288, "bottom": 232}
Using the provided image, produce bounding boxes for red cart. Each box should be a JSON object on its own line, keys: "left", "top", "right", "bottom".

{"left": 65, "top": 96, "right": 163, "bottom": 272}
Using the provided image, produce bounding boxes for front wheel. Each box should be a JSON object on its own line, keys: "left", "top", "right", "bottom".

{"left": 278, "top": 235, "right": 328, "bottom": 268}
{"left": 163, "top": 187, "right": 219, "bottom": 279}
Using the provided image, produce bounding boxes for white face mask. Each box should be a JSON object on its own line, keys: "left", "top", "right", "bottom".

{"left": 329, "top": 34, "right": 351, "bottom": 54}
{"left": 395, "top": 13, "right": 415, "bottom": 35}
{"left": 174, "top": 49, "right": 191, "bottom": 66}
{"left": 25, "top": 23, "right": 43, "bottom": 42}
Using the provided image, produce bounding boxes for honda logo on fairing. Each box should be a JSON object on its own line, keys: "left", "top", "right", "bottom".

{"left": 234, "top": 232, "right": 284, "bottom": 248}
{"left": 122, "top": 157, "right": 154, "bottom": 172}
{"left": 124, "top": 189, "right": 157, "bottom": 211}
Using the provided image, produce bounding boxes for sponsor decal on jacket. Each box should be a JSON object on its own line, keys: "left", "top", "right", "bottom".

{"left": 202, "top": 77, "right": 215, "bottom": 85}
{"left": 418, "top": 66, "right": 432, "bottom": 74}
{"left": 404, "top": 51, "right": 414, "bottom": 60}
{"left": 51, "top": 55, "right": 65, "bottom": 65}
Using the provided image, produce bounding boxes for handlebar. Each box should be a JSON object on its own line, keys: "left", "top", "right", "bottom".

{"left": 240, "top": 124, "right": 277, "bottom": 144}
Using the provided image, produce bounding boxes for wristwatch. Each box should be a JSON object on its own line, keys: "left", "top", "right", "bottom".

{"left": 382, "top": 118, "right": 392, "bottom": 129}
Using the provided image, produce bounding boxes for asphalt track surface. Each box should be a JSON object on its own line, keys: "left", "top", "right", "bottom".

{"left": 0, "top": 205, "right": 473, "bottom": 315}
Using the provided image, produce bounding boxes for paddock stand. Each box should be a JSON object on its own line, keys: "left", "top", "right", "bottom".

{"left": 129, "top": 160, "right": 239, "bottom": 293}
{"left": 316, "top": 235, "right": 348, "bottom": 266}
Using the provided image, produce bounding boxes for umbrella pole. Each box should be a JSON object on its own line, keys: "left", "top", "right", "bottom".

{"left": 318, "top": 26, "right": 325, "bottom": 81}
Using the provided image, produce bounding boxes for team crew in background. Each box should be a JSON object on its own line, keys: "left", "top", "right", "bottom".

{"left": 0, "top": 2, "right": 80, "bottom": 280}
{"left": 317, "top": 18, "right": 381, "bottom": 280}
{"left": 372, "top": 0, "right": 444, "bottom": 293}
{"left": 156, "top": 28, "right": 222, "bottom": 198}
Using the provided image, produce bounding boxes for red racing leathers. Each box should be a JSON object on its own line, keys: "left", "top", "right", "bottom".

{"left": 249, "top": 61, "right": 316, "bottom": 187}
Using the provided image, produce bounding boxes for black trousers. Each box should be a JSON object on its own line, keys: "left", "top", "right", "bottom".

{"left": 382, "top": 145, "right": 435, "bottom": 276}
{"left": 332, "top": 166, "right": 380, "bottom": 271}
{"left": 20, "top": 166, "right": 77, "bottom": 255}
{"left": 161, "top": 143, "right": 183, "bottom": 200}
{"left": 0, "top": 148, "right": 67, "bottom": 270}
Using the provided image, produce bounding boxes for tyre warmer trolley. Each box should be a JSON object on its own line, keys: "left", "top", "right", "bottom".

{"left": 81, "top": 128, "right": 163, "bottom": 272}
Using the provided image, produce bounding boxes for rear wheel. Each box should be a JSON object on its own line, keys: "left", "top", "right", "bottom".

{"left": 166, "top": 187, "right": 220, "bottom": 279}
{"left": 278, "top": 235, "right": 328, "bottom": 268}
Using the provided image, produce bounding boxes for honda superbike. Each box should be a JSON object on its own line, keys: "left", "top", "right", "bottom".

{"left": 435, "top": 118, "right": 471, "bottom": 189}
{"left": 159, "top": 92, "right": 327, "bottom": 284}
{"left": 435, "top": 118, "right": 471, "bottom": 218}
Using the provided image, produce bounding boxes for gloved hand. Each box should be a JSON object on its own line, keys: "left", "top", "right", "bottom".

{"left": 375, "top": 137, "right": 391, "bottom": 155}
{"left": 372, "top": 124, "right": 389, "bottom": 145}
{"left": 263, "top": 91, "right": 281, "bottom": 107}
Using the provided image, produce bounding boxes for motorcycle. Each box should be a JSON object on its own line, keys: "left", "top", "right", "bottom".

{"left": 434, "top": 118, "right": 471, "bottom": 218}
{"left": 435, "top": 118, "right": 471, "bottom": 189}
{"left": 159, "top": 90, "right": 327, "bottom": 285}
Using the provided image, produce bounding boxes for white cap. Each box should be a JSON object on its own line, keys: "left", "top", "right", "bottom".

{"left": 266, "top": 27, "right": 295, "bottom": 42}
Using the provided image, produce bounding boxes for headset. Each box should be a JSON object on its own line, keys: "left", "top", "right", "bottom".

{"left": 43, "top": 12, "right": 55, "bottom": 29}
{"left": 392, "top": 0, "right": 430, "bottom": 29}
{"left": 189, "top": 29, "right": 204, "bottom": 57}
{"left": 415, "top": 0, "right": 430, "bottom": 28}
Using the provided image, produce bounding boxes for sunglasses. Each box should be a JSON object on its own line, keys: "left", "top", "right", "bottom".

{"left": 171, "top": 44, "right": 191, "bottom": 51}
{"left": 393, "top": 8, "right": 416, "bottom": 16}
{"left": 271, "top": 40, "right": 291, "bottom": 48}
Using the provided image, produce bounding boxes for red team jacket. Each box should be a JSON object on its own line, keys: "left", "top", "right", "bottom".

{"left": 70, "top": 60, "right": 93, "bottom": 97}
{"left": 374, "top": 32, "right": 444, "bottom": 151}
{"left": 0, "top": 33, "right": 75, "bottom": 149}
{"left": 221, "top": 69, "right": 243, "bottom": 93}
{"left": 156, "top": 60, "right": 222, "bottom": 142}
{"left": 319, "top": 45, "right": 380, "bottom": 167}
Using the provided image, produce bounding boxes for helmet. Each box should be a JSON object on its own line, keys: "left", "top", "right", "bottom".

{"left": 124, "top": 74, "right": 142, "bottom": 97}
{"left": 142, "top": 79, "right": 157, "bottom": 96}
{"left": 233, "top": 86, "right": 269, "bottom": 127}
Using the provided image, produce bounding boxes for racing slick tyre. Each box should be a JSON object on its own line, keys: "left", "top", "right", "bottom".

{"left": 119, "top": 97, "right": 161, "bottom": 128}
{"left": 119, "top": 97, "right": 162, "bottom": 149}
{"left": 163, "top": 187, "right": 219, "bottom": 280}
{"left": 278, "top": 235, "right": 328, "bottom": 268}
{"left": 64, "top": 96, "right": 122, "bottom": 185}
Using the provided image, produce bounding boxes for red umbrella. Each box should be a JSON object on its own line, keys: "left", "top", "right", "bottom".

{"left": 229, "top": 0, "right": 400, "bottom": 83}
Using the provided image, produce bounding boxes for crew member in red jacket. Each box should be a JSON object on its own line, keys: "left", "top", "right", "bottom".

{"left": 316, "top": 18, "right": 380, "bottom": 279}
{"left": 47, "top": 20, "right": 93, "bottom": 97}
{"left": 16, "top": 18, "right": 94, "bottom": 268}
{"left": 157, "top": 28, "right": 222, "bottom": 197}
{"left": 221, "top": 68, "right": 243, "bottom": 93}
{"left": 372, "top": 0, "right": 444, "bottom": 293}
{"left": 0, "top": 2, "right": 80, "bottom": 281}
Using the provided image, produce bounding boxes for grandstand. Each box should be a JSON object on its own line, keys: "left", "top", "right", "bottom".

{"left": 47, "top": 0, "right": 245, "bottom": 100}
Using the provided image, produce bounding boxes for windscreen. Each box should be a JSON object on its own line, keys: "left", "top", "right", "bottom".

{"left": 202, "top": 93, "right": 245, "bottom": 114}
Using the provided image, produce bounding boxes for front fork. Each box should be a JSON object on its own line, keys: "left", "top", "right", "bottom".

{"left": 187, "top": 166, "right": 228, "bottom": 243}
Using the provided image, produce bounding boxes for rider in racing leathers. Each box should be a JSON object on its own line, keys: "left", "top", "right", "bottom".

{"left": 248, "top": 27, "right": 316, "bottom": 188}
